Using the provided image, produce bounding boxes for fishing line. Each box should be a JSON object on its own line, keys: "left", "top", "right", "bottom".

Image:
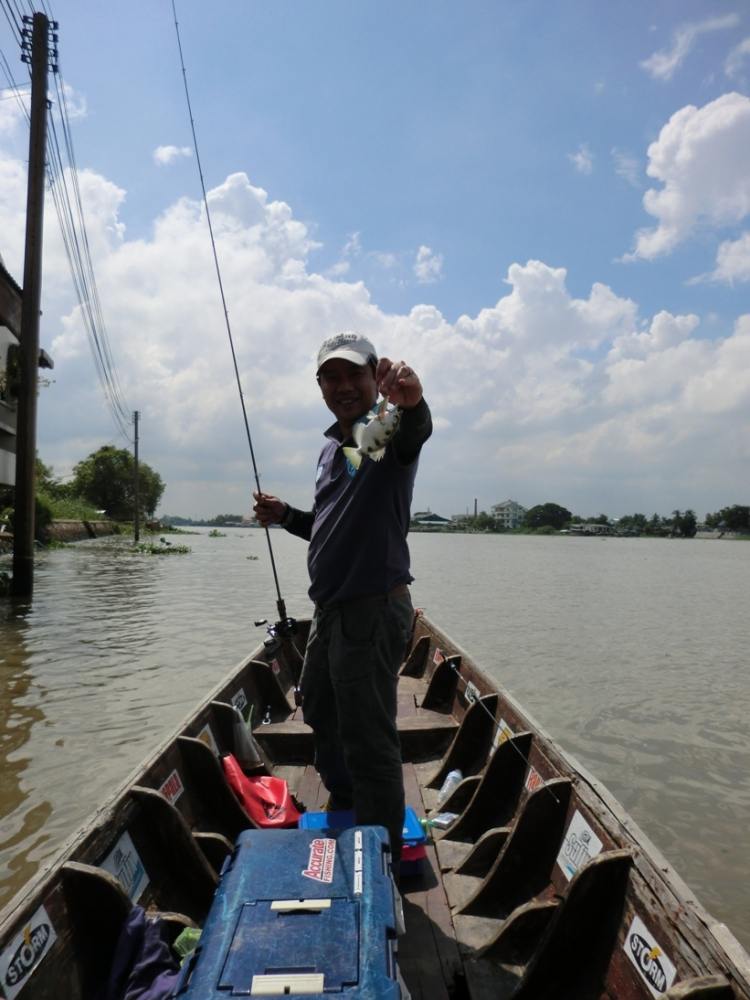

{"left": 445, "top": 657, "right": 562, "bottom": 805}
{"left": 171, "top": 0, "right": 288, "bottom": 623}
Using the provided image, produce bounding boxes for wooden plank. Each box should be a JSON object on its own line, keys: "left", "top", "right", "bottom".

{"left": 294, "top": 764, "right": 327, "bottom": 812}
{"left": 398, "top": 763, "right": 464, "bottom": 999}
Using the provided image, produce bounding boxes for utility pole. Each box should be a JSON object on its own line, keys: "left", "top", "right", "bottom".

{"left": 11, "top": 13, "right": 54, "bottom": 597}
{"left": 133, "top": 410, "right": 140, "bottom": 543}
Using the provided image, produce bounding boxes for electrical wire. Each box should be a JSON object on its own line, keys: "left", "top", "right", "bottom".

{"left": 1, "top": 5, "right": 134, "bottom": 443}
{"left": 171, "top": 0, "right": 289, "bottom": 621}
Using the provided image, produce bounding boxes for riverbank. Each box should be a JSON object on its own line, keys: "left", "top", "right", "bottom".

{"left": 44, "top": 519, "right": 117, "bottom": 543}
{"left": 0, "top": 519, "right": 118, "bottom": 554}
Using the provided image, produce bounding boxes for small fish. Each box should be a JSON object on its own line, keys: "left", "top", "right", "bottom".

{"left": 352, "top": 396, "right": 402, "bottom": 462}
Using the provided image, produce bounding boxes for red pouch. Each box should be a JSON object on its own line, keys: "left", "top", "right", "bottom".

{"left": 222, "top": 753, "right": 301, "bottom": 828}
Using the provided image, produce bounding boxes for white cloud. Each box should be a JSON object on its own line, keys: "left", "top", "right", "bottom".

{"left": 2, "top": 134, "right": 747, "bottom": 518}
{"left": 342, "top": 232, "right": 362, "bottom": 258}
{"left": 153, "top": 145, "right": 192, "bottom": 166}
{"left": 641, "top": 14, "right": 740, "bottom": 81}
{"left": 567, "top": 143, "right": 593, "bottom": 175}
{"left": 702, "top": 231, "right": 750, "bottom": 284}
{"left": 611, "top": 148, "right": 640, "bottom": 187}
{"left": 414, "top": 245, "right": 444, "bottom": 284}
{"left": 0, "top": 87, "right": 28, "bottom": 136}
{"left": 725, "top": 37, "right": 750, "bottom": 80}
{"left": 57, "top": 84, "right": 88, "bottom": 122}
{"left": 626, "top": 92, "right": 750, "bottom": 259}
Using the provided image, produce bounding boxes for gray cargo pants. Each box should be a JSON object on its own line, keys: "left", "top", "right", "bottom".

{"left": 301, "top": 590, "right": 413, "bottom": 867}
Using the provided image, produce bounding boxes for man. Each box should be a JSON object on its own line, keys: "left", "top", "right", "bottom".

{"left": 254, "top": 332, "right": 432, "bottom": 868}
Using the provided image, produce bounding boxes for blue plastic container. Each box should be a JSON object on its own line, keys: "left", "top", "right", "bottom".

{"left": 299, "top": 806, "right": 427, "bottom": 847}
{"left": 172, "top": 827, "right": 401, "bottom": 998}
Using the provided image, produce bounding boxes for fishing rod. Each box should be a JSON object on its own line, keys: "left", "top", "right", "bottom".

{"left": 170, "top": 1, "right": 294, "bottom": 638}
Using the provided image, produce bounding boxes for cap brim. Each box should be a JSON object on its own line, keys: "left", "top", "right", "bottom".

{"left": 317, "top": 348, "right": 371, "bottom": 371}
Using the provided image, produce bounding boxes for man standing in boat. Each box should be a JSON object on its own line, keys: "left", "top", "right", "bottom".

{"left": 254, "top": 332, "right": 432, "bottom": 871}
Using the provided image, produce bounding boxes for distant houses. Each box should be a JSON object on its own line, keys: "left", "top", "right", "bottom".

{"left": 411, "top": 510, "right": 452, "bottom": 530}
{"left": 566, "top": 522, "right": 614, "bottom": 536}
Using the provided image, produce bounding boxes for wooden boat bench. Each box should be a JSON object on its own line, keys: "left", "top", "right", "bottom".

{"left": 434, "top": 731, "right": 535, "bottom": 874}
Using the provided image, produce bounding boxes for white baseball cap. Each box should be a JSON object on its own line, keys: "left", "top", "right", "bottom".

{"left": 317, "top": 332, "right": 377, "bottom": 371}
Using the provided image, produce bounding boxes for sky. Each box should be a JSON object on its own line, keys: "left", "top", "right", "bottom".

{"left": 0, "top": 0, "right": 749, "bottom": 521}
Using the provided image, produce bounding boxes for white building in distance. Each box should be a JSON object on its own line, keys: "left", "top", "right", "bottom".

{"left": 490, "top": 499, "right": 527, "bottom": 529}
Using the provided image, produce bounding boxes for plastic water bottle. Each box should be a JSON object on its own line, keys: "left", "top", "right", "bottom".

{"left": 437, "top": 768, "right": 462, "bottom": 806}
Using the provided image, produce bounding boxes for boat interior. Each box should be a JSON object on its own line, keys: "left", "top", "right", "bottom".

{"left": 0, "top": 612, "right": 747, "bottom": 1000}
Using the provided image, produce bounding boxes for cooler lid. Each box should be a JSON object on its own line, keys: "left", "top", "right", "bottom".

{"left": 219, "top": 898, "right": 359, "bottom": 995}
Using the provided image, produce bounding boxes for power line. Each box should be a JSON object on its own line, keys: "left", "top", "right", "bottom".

{"left": 2, "top": 7, "right": 134, "bottom": 443}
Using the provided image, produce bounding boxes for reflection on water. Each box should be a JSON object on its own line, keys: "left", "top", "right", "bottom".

{"left": 0, "top": 605, "right": 48, "bottom": 895}
{"left": 0, "top": 530, "right": 748, "bottom": 951}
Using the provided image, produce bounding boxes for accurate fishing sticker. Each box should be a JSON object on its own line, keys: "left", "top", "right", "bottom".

{"left": 100, "top": 830, "right": 149, "bottom": 902}
{"left": 624, "top": 915, "right": 677, "bottom": 997}
{"left": 302, "top": 838, "right": 336, "bottom": 884}
{"left": 0, "top": 905, "right": 58, "bottom": 1000}
{"left": 555, "top": 810, "right": 603, "bottom": 881}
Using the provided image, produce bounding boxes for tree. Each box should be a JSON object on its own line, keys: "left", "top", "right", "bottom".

{"left": 618, "top": 513, "right": 648, "bottom": 535}
{"left": 71, "top": 445, "right": 165, "bottom": 520}
{"left": 523, "top": 502, "right": 572, "bottom": 531}
{"left": 705, "top": 505, "right": 750, "bottom": 532}
{"left": 671, "top": 509, "right": 697, "bottom": 538}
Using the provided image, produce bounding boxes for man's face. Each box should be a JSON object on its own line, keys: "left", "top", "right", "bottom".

{"left": 317, "top": 358, "right": 378, "bottom": 431}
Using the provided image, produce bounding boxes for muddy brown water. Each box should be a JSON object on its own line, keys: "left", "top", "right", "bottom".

{"left": 1, "top": 530, "right": 748, "bottom": 949}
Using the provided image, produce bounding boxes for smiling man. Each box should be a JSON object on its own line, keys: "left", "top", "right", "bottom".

{"left": 254, "top": 332, "right": 432, "bottom": 872}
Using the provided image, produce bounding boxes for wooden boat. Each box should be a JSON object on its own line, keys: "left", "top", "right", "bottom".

{"left": 1, "top": 610, "right": 749, "bottom": 999}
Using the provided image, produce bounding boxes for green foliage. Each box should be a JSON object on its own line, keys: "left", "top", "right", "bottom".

{"left": 71, "top": 445, "right": 165, "bottom": 520}
{"left": 670, "top": 509, "right": 697, "bottom": 538}
{"left": 210, "top": 514, "right": 244, "bottom": 526}
{"left": 5, "top": 492, "right": 54, "bottom": 541}
{"left": 705, "top": 505, "right": 750, "bottom": 532}
{"left": 523, "top": 503, "right": 572, "bottom": 531}
{"left": 208, "top": 529, "right": 226, "bottom": 537}
{"left": 37, "top": 489, "right": 103, "bottom": 521}
{"left": 133, "top": 542, "right": 190, "bottom": 555}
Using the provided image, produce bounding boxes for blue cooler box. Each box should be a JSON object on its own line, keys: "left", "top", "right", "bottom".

{"left": 172, "top": 826, "right": 401, "bottom": 998}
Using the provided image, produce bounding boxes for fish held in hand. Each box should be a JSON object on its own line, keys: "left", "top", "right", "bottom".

{"left": 352, "top": 397, "right": 402, "bottom": 462}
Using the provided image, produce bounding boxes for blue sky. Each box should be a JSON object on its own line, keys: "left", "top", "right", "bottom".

{"left": 1, "top": 0, "right": 749, "bottom": 519}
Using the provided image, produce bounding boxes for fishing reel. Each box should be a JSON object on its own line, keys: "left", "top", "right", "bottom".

{"left": 254, "top": 616, "right": 305, "bottom": 708}
{"left": 254, "top": 616, "right": 296, "bottom": 650}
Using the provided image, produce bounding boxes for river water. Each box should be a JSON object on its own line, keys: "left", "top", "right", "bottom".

{"left": 1, "top": 531, "right": 748, "bottom": 949}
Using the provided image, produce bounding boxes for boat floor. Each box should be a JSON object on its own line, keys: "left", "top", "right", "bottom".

{"left": 275, "top": 759, "right": 465, "bottom": 999}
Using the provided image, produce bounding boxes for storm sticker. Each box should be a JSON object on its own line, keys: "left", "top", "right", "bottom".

{"left": 556, "top": 810, "right": 603, "bottom": 881}
{"left": 624, "top": 915, "right": 677, "bottom": 997}
{"left": 302, "top": 838, "right": 336, "bottom": 884}
{"left": 0, "top": 905, "right": 58, "bottom": 1000}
